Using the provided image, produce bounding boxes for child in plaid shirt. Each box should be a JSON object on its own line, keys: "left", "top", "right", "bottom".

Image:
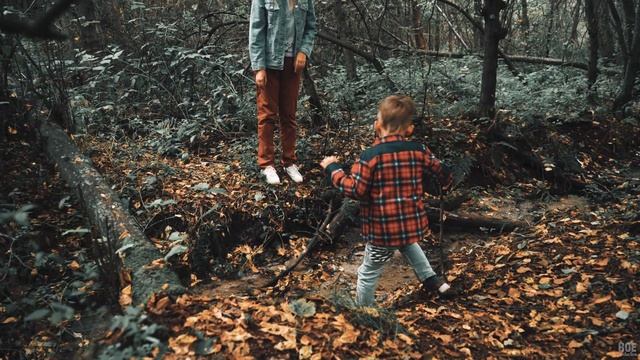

{"left": 320, "top": 95, "right": 456, "bottom": 306}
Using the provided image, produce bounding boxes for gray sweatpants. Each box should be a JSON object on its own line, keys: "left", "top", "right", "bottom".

{"left": 356, "top": 242, "right": 436, "bottom": 306}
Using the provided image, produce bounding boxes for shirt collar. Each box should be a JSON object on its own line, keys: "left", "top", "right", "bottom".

{"left": 373, "top": 134, "right": 406, "bottom": 145}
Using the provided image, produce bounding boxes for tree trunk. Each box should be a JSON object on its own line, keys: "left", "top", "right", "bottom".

{"left": 598, "top": 3, "right": 615, "bottom": 59}
{"left": 585, "top": 0, "right": 599, "bottom": 95}
{"left": 479, "top": 0, "right": 507, "bottom": 117}
{"left": 473, "top": 14, "right": 484, "bottom": 50}
{"left": 613, "top": 1, "right": 640, "bottom": 109}
{"left": 74, "top": 0, "right": 102, "bottom": 50}
{"left": 0, "top": 37, "right": 14, "bottom": 142}
{"left": 411, "top": 0, "right": 428, "bottom": 50}
{"left": 569, "top": 0, "right": 582, "bottom": 44}
{"left": 434, "top": 10, "right": 441, "bottom": 51}
{"left": 621, "top": 0, "right": 635, "bottom": 51}
{"left": 334, "top": 0, "right": 357, "bottom": 80}
{"left": 608, "top": 0, "right": 629, "bottom": 68}
{"left": 302, "top": 68, "right": 326, "bottom": 128}
{"left": 520, "top": 0, "right": 530, "bottom": 29}
{"left": 100, "top": 0, "right": 127, "bottom": 47}
{"left": 544, "top": 0, "right": 558, "bottom": 57}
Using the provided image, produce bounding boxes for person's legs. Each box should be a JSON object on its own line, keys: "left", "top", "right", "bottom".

{"left": 256, "top": 68, "right": 281, "bottom": 168}
{"left": 401, "top": 242, "right": 456, "bottom": 298}
{"left": 278, "top": 57, "right": 301, "bottom": 167}
{"left": 399, "top": 242, "right": 437, "bottom": 282}
{"left": 356, "top": 243, "right": 394, "bottom": 306}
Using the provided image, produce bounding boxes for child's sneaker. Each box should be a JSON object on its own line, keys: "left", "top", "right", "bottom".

{"left": 422, "top": 275, "right": 457, "bottom": 299}
{"left": 261, "top": 166, "right": 281, "bottom": 185}
{"left": 285, "top": 164, "right": 303, "bottom": 183}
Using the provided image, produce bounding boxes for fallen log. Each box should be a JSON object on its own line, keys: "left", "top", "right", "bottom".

{"left": 264, "top": 195, "right": 525, "bottom": 288}
{"left": 425, "top": 207, "right": 526, "bottom": 233}
{"left": 326, "top": 199, "right": 525, "bottom": 235}
{"left": 39, "top": 121, "right": 185, "bottom": 305}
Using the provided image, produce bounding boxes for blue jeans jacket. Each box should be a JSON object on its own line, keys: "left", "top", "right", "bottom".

{"left": 249, "top": 0, "right": 317, "bottom": 71}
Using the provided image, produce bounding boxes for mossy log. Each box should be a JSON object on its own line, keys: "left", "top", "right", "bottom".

{"left": 39, "top": 121, "right": 185, "bottom": 305}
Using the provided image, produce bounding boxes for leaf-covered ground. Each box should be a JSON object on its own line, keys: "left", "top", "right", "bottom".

{"left": 73, "top": 113, "right": 640, "bottom": 358}
{"left": 0, "top": 128, "right": 115, "bottom": 359}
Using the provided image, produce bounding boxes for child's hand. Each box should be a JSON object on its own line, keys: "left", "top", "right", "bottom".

{"left": 320, "top": 156, "right": 338, "bottom": 169}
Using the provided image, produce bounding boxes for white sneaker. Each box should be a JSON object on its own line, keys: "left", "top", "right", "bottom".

{"left": 261, "top": 166, "right": 280, "bottom": 185}
{"left": 285, "top": 164, "right": 303, "bottom": 183}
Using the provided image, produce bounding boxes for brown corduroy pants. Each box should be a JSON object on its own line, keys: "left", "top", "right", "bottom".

{"left": 256, "top": 57, "right": 301, "bottom": 168}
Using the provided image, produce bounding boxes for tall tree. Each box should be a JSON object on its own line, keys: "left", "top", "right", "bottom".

{"left": 73, "top": 0, "right": 101, "bottom": 50}
{"left": 584, "top": 0, "right": 599, "bottom": 97}
{"left": 99, "top": 0, "right": 126, "bottom": 47}
{"left": 608, "top": 0, "right": 629, "bottom": 68}
{"left": 544, "top": 0, "right": 559, "bottom": 57}
{"left": 569, "top": 0, "right": 582, "bottom": 44}
{"left": 520, "top": 0, "right": 530, "bottom": 29}
{"left": 613, "top": 0, "right": 640, "bottom": 109}
{"left": 479, "top": 0, "right": 508, "bottom": 116}
{"left": 334, "top": 0, "right": 357, "bottom": 80}
{"left": 411, "top": 0, "right": 428, "bottom": 50}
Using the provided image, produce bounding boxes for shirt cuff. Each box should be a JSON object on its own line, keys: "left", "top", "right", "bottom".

{"left": 324, "top": 163, "right": 342, "bottom": 185}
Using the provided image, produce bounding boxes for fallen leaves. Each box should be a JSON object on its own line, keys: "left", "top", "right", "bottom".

{"left": 589, "top": 294, "right": 612, "bottom": 307}
{"left": 119, "top": 284, "right": 132, "bottom": 307}
{"left": 331, "top": 314, "right": 360, "bottom": 349}
{"left": 260, "top": 321, "right": 297, "bottom": 350}
{"left": 169, "top": 334, "right": 197, "bottom": 356}
{"left": 74, "top": 118, "right": 639, "bottom": 359}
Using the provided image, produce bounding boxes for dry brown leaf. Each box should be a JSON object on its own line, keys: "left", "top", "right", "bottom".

{"left": 118, "top": 230, "right": 130, "bottom": 240}
{"left": 144, "top": 258, "right": 166, "bottom": 270}
{"left": 576, "top": 281, "right": 588, "bottom": 293}
{"left": 119, "top": 284, "right": 132, "bottom": 307}
{"left": 366, "top": 331, "right": 380, "bottom": 347}
{"left": 68, "top": 260, "right": 80, "bottom": 271}
{"left": 168, "top": 334, "right": 197, "bottom": 355}
{"left": 119, "top": 270, "right": 132, "bottom": 286}
{"left": 432, "top": 333, "right": 452, "bottom": 344}
{"left": 332, "top": 314, "right": 359, "bottom": 349}
{"left": 568, "top": 340, "right": 583, "bottom": 348}
{"left": 614, "top": 299, "right": 634, "bottom": 312}
{"left": 589, "top": 317, "right": 604, "bottom": 326}
{"left": 260, "top": 321, "right": 296, "bottom": 350}
{"left": 508, "top": 287, "right": 521, "bottom": 299}
{"left": 299, "top": 345, "right": 313, "bottom": 359}
{"left": 220, "top": 327, "right": 253, "bottom": 343}
{"left": 594, "top": 258, "right": 609, "bottom": 267}
{"left": 397, "top": 333, "right": 414, "bottom": 345}
{"left": 229, "top": 341, "right": 253, "bottom": 359}
{"left": 590, "top": 294, "right": 612, "bottom": 306}
{"left": 300, "top": 335, "right": 314, "bottom": 346}
{"left": 154, "top": 296, "right": 171, "bottom": 312}
{"left": 2, "top": 317, "right": 18, "bottom": 324}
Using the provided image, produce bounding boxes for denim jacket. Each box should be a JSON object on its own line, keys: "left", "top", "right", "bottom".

{"left": 249, "top": 0, "right": 317, "bottom": 71}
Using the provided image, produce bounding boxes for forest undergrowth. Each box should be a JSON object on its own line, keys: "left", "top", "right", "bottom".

{"left": 2, "top": 57, "right": 639, "bottom": 358}
{"left": 3, "top": 0, "right": 640, "bottom": 357}
{"left": 71, "top": 101, "right": 640, "bottom": 358}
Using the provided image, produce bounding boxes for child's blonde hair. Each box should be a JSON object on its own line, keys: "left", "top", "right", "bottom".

{"left": 378, "top": 95, "right": 416, "bottom": 132}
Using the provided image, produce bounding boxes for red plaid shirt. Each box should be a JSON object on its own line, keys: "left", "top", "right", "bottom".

{"left": 325, "top": 135, "right": 451, "bottom": 247}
